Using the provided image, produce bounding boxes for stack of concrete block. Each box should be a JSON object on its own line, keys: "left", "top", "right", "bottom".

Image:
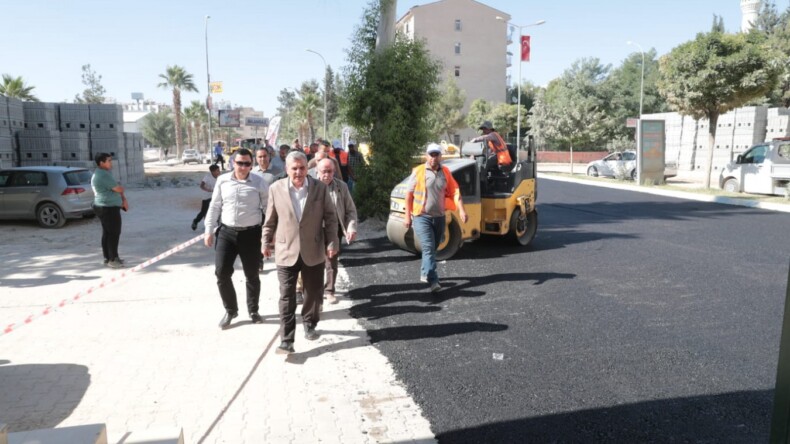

{"left": 677, "top": 115, "right": 699, "bottom": 171}
{"left": 89, "top": 104, "right": 125, "bottom": 183}
{"left": 19, "top": 102, "right": 61, "bottom": 167}
{"left": 58, "top": 103, "right": 93, "bottom": 168}
{"left": 732, "top": 106, "right": 767, "bottom": 153}
{"left": 765, "top": 107, "right": 790, "bottom": 141}
{"left": 124, "top": 132, "right": 144, "bottom": 183}
{"left": 660, "top": 112, "right": 684, "bottom": 165}
{"left": 0, "top": 96, "right": 14, "bottom": 169}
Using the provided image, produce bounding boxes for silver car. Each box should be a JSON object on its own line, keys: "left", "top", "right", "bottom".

{"left": 0, "top": 166, "right": 95, "bottom": 228}
{"left": 182, "top": 149, "right": 203, "bottom": 165}
{"left": 586, "top": 150, "right": 637, "bottom": 180}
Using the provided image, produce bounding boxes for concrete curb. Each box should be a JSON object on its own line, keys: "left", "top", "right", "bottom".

{"left": 539, "top": 173, "right": 790, "bottom": 214}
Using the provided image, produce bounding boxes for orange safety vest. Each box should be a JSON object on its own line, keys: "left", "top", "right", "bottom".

{"left": 487, "top": 131, "right": 512, "bottom": 166}
{"left": 329, "top": 150, "right": 349, "bottom": 166}
{"left": 411, "top": 164, "right": 459, "bottom": 216}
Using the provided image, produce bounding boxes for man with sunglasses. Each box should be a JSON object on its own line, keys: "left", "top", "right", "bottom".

{"left": 204, "top": 148, "right": 270, "bottom": 329}
{"left": 404, "top": 143, "right": 468, "bottom": 293}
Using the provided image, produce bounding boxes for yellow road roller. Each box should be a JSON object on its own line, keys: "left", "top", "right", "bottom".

{"left": 386, "top": 140, "right": 538, "bottom": 260}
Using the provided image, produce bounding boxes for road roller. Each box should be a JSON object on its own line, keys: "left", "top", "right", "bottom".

{"left": 386, "top": 140, "right": 538, "bottom": 260}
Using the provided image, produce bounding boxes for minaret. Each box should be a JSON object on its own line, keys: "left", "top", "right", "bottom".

{"left": 741, "top": 0, "right": 761, "bottom": 32}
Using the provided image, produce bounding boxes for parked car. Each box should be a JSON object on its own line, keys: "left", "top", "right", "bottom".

{"left": 587, "top": 151, "right": 637, "bottom": 179}
{"left": 181, "top": 149, "right": 203, "bottom": 165}
{"left": 0, "top": 166, "right": 95, "bottom": 228}
{"left": 719, "top": 137, "right": 790, "bottom": 195}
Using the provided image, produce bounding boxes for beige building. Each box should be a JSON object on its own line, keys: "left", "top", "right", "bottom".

{"left": 396, "top": 0, "right": 511, "bottom": 142}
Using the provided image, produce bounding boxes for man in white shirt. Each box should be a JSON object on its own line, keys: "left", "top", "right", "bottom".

{"left": 205, "top": 149, "right": 270, "bottom": 329}
{"left": 192, "top": 164, "right": 220, "bottom": 231}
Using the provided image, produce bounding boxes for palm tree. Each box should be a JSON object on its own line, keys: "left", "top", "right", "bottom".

{"left": 157, "top": 66, "right": 198, "bottom": 159}
{"left": 0, "top": 74, "right": 39, "bottom": 101}
{"left": 294, "top": 91, "right": 322, "bottom": 142}
{"left": 184, "top": 100, "right": 207, "bottom": 150}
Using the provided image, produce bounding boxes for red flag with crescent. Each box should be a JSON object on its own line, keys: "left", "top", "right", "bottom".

{"left": 521, "top": 35, "right": 531, "bottom": 62}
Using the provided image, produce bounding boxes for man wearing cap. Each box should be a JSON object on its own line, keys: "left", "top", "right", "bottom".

{"left": 472, "top": 121, "right": 512, "bottom": 172}
{"left": 346, "top": 140, "right": 365, "bottom": 193}
{"left": 404, "top": 143, "right": 468, "bottom": 293}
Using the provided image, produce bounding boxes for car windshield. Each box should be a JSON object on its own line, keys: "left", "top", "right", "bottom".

{"left": 64, "top": 170, "right": 92, "bottom": 185}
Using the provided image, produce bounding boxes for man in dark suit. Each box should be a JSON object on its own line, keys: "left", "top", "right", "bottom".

{"left": 263, "top": 151, "right": 339, "bottom": 354}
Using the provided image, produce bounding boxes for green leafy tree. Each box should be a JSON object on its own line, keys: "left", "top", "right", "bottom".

{"left": 490, "top": 102, "right": 525, "bottom": 140}
{"left": 0, "top": 74, "right": 38, "bottom": 101}
{"left": 140, "top": 109, "right": 175, "bottom": 154}
{"left": 184, "top": 100, "right": 208, "bottom": 150}
{"left": 74, "top": 64, "right": 106, "bottom": 104}
{"left": 465, "top": 99, "right": 492, "bottom": 130}
{"left": 325, "top": 65, "right": 339, "bottom": 123}
{"left": 658, "top": 30, "right": 780, "bottom": 188}
{"left": 756, "top": 2, "right": 790, "bottom": 106}
{"left": 294, "top": 91, "right": 322, "bottom": 142}
{"left": 343, "top": 0, "right": 440, "bottom": 217}
{"left": 429, "top": 76, "right": 466, "bottom": 141}
{"left": 158, "top": 65, "right": 199, "bottom": 159}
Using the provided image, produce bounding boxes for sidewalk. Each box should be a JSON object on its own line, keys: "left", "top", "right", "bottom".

{"left": 0, "top": 185, "right": 434, "bottom": 443}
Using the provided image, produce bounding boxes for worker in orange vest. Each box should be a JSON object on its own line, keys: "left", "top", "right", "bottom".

{"left": 472, "top": 121, "right": 512, "bottom": 172}
{"left": 329, "top": 139, "right": 351, "bottom": 182}
{"left": 404, "top": 143, "right": 468, "bottom": 293}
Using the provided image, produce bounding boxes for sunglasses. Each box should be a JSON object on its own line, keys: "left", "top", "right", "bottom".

{"left": 235, "top": 161, "right": 252, "bottom": 167}
{"left": 428, "top": 152, "right": 441, "bottom": 157}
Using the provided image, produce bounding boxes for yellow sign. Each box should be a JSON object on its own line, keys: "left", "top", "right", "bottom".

{"left": 210, "top": 81, "right": 223, "bottom": 93}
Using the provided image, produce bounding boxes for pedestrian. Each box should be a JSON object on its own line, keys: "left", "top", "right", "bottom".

{"left": 91, "top": 152, "right": 129, "bottom": 269}
{"left": 329, "top": 139, "right": 350, "bottom": 183}
{"left": 252, "top": 147, "right": 283, "bottom": 186}
{"left": 316, "top": 158, "right": 357, "bottom": 304}
{"left": 404, "top": 143, "right": 468, "bottom": 292}
{"left": 270, "top": 144, "right": 289, "bottom": 172}
{"left": 192, "top": 164, "right": 220, "bottom": 231}
{"left": 471, "top": 121, "right": 512, "bottom": 174}
{"left": 307, "top": 141, "right": 342, "bottom": 180}
{"left": 263, "top": 151, "right": 339, "bottom": 354}
{"left": 346, "top": 140, "right": 365, "bottom": 193}
{"left": 213, "top": 141, "right": 225, "bottom": 170}
{"left": 204, "top": 148, "right": 269, "bottom": 329}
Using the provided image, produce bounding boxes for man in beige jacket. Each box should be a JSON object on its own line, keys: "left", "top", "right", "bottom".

{"left": 316, "top": 158, "right": 357, "bottom": 304}
{"left": 263, "top": 151, "right": 339, "bottom": 354}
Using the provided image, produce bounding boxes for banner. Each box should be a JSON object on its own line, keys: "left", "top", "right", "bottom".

{"left": 521, "top": 35, "right": 531, "bottom": 62}
{"left": 342, "top": 126, "right": 352, "bottom": 151}
{"left": 245, "top": 117, "right": 269, "bottom": 127}
{"left": 210, "top": 81, "right": 223, "bottom": 93}
{"left": 266, "top": 116, "right": 282, "bottom": 146}
{"left": 218, "top": 109, "right": 240, "bottom": 127}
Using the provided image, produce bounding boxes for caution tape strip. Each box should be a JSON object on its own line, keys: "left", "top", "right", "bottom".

{"left": 1, "top": 234, "right": 206, "bottom": 337}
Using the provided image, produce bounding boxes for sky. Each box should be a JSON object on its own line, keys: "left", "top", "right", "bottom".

{"left": 0, "top": 0, "right": 760, "bottom": 116}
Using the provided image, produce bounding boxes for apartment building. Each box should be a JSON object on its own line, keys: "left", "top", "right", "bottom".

{"left": 397, "top": 0, "right": 511, "bottom": 142}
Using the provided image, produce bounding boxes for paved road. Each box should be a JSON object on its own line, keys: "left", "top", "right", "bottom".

{"left": 344, "top": 177, "right": 790, "bottom": 443}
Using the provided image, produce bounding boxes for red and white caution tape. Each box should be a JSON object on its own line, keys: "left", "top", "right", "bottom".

{"left": 2, "top": 234, "right": 206, "bottom": 337}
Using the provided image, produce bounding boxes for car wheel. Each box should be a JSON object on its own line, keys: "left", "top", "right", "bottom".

{"left": 436, "top": 219, "right": 462, "bottom": 261}
{"left": 37, "top": 202, "right": 66, "bottom": 228}
{"left": 587, "top": 166, "right": 598, "bottom": 177}
{"left": 630, "top": 169, "right": 637, "bottom": 181}
{"left": 509, "top": 207, "right": 538, "bottom": 246}
{"left": 723, "top": 178, "right": 739, "bottom": 193}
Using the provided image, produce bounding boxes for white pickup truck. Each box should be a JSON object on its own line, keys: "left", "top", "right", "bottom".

{"left": 719, "top": 137, "right": 790, "bottom": 196}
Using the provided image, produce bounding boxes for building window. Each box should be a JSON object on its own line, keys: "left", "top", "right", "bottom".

{"left": 453, "top": 134, "right": 461, "bottom": 146}
{"left": 454, "top": 66, "right": 461, "bottom": 77}
{"left": 455, "top": 42, "right": 461, "bottom": 54}
{"left": 406, "top": 23, "right": 409, "bottom": 33}
{"left": 455, "top": 19, "right": 461, "bottom": 31}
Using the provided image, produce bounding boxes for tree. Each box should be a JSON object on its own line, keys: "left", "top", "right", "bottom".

{"left": 294, "top": 91, "right": 322, "bottom": 142}
{"left": 756, "top": 2, "right": 790, "bottom": 106}
{"left": 74, "top": 64, "right": 106, "bottom": 104}
{"left": 157, "top": 65, "right": 199, "bottom": 160}
{"left": 343, "top": 0, "right": 440, "bottom": 217}
{"left": 140, "top": 109, "right": 175, "bottom": 155}
{"left": 465, "top": 99, "right": 492, "bottom": 131}
{"left": 658, "top": 30, "right": 780, "bottom": 188}
{"left": 184, "top": 100, "right": 207, "bottom": 150}
{"left": 490, "top": 102, "right": 525, "bottom": 139}
{"left": 325, "top": 65, "right": 339, "bottom": 123}
{"left": 0, "top": 74, "right": 38, "bottom": 101}
{"left": 428, "top": 76, "right": 466, "bottom": 141}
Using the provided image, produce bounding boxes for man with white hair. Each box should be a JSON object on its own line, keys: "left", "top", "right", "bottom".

{"left": 263, "top": 151, "right": 339, "bottom": 354}
{"left": 316, "top": 158, "right": 357, "bottom": 304}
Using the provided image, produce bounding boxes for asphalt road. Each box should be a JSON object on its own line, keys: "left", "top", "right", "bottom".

{"left": 343, "top": 177, "right": 790, "bottom": 443}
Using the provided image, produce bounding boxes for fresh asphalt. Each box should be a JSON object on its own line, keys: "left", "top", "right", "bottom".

{"left": 342, "top": 177, "right": 790, "bottom": 443}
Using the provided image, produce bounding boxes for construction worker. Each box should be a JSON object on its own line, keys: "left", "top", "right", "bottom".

{"left": 472, "top": 121, "right": 512, "bottom": 173}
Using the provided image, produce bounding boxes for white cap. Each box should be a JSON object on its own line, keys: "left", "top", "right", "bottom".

{"left": 426, "top": 143, "right": 442, "bottom": 155}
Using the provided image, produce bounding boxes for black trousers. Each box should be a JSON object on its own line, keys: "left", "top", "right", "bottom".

{"left": 277, "top": 255, "right": 323, "bottom": 343}
{"left": 214, "top": 225, "right": 262, "bottom": 314}
{"left": 95, "top": 205, "right": 122, "bottom": 261}
{"left": 193, "top": 198, "right": 211, "bottom": 225}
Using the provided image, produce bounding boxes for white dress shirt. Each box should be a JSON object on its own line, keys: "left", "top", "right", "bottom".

{"left": 205, "top": 172, "right": 269, "bottom": 234}
{"left": 288, "top": 178, "right": 308, "bottom": 222}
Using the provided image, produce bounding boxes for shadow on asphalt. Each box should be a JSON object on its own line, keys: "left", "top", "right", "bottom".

{"left": 434, "top": 389, "right": 772, "bottom": 443}
{"left": 285, "top": 321, "right": 508, "bottom": 364}
{"left": 0, "top": 361, "right": 90, "bottom": 432}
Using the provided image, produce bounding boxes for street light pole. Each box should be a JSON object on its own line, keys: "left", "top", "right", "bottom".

{"left": 497, "top": 17, "right": 545, "bottom": 152}
{"left": 627, "top": 40, "right": 644, "bottom": 185}
{"left": 306, "top": 49, "right": 328, "bottom": 140}
{"left": 205, "top": 15, "right": 212, "bottom": 156}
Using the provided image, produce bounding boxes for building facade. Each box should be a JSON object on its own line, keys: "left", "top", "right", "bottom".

{"left": 396, "top": 0, "right": 511, "bottom": 142}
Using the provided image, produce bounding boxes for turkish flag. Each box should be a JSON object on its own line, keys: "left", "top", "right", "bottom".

{"left": 521, "top": 35, "right": 531, "bottom": 62}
